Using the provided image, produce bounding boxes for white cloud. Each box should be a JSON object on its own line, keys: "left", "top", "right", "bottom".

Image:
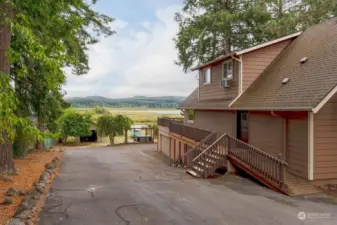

{"left": 64, "top": 4, "right": 197, "bottom": 98}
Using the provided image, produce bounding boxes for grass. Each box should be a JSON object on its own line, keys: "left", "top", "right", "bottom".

{"left": 75, "top": 107, "right": 183, "bottom": 124}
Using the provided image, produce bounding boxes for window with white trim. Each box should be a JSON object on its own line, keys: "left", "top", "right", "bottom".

{"left": 223, "top": 60, "right": 233, "bottom": 79}
{"left": 204, "top": 67, "right": 211, "bottom": 84}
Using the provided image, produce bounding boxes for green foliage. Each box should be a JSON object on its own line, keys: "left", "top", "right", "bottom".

{"left": 9, "top": 0, "right": 115, "bottom": 138}
{"left": 92, "top": 106, "right": 109, "bottom": 114}
{"left": 0, "top": 73, "right": 17, "bottom": 142}
{"left": 13, "top": 123, "right": 35, "bottom": 157}
{"left": 152, "top": 123, "right": 158, "bottom": 140}
{"left": 187, "top": 109, "right": 194, "bottom": 121}
{"left": 97, "top": 114, "right": 133, "bottom": 145}
{"left": 175, "top": 0, "right": 337, "bottom": 71}
{"left": 59, "top": 109, "right": 92, "bottom": 140}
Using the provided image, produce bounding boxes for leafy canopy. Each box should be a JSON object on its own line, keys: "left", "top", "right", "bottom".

{"left": 97, "top": 114, "right": 133, "bottom": 144}
{"left": 59, "top": 109, "right": 93, "bottom": 138}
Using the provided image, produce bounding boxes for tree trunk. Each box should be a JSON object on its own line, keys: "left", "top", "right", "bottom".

{"left": 124, "top": 129, "right": 128, "bottom": 144}
{"left": 0, "top": 3, "right": 14, "bottom": 174}
{"left": 0, "top": 132, "right": 15, "bottom": 173}
{"left": 36, "top": 117, "right": 45, "bottom": 150}
{"left": 109, "top": 135, "right": 115, "bottom": 145}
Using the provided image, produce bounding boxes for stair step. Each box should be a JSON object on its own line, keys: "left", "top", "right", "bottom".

{"left": 186, "top": 168, "right": 200, "bottom": 178}
{"left": 192, "top": 165, "right": 204, "bottom": 172}
{"left": 196, "top": 161, "right": 213, "bottom": 168}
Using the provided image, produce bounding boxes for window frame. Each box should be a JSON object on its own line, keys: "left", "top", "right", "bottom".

{"left": 222, "top": 60, "right": 233, "bottom": 80}
{"left": 203, "top": 67, "right": 211, "bottom": 85}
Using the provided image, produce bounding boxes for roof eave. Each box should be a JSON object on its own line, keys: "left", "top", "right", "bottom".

{"left": 230, "top": 106, "right": 312, "bottom": 111}
{"left": 191, "top": 53, "right": 235, "bottom": 71}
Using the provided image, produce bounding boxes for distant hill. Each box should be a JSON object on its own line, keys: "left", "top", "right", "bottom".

{"left": 66, "top": 96, "right": 185, "bottom": 108}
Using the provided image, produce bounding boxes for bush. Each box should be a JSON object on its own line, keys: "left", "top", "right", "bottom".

{"left": 92, "top": 106, "right": 109, "bottom": 114}
{"left": 58, "top": 109, "right": 92, "bottom": 142}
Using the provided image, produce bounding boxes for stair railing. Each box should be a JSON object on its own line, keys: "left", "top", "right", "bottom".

{"left": 226, "top": 134, "right": 288, "bottom": 191}
{"left": 193, "top": 133, "right": 228, "bottom": 178}
{"left": 184, "top": 131, "right": 217, "bottom": 169}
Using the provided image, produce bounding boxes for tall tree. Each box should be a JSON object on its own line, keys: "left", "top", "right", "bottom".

{"left": 0, "top": 2, "right": 15, "bottom": 173}
{"left": 11, "top": 0, "right": 114, "bottom": 149}
{"left": 175, "top": 0, "right": 337, "bottom": 71}
{"left": 0, "top": 0, "right": 114, "bottom": 173}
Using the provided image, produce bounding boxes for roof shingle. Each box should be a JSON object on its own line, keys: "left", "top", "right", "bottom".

{"left": 232, "top": 18, "right": 337, "bottom": 110}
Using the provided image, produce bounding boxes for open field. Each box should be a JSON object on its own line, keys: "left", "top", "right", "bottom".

{"left": 75, "top": 107, "right": 183, "bottom": 124}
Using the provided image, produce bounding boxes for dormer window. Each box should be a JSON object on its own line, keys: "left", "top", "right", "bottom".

{"left": 223, "top": 60, "right": 233, "bottom": 79}
{"left": 204, "top": 67, "right": 211, "bottom": 84}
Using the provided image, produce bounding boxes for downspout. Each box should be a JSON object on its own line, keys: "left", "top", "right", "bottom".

{"left": 231, "top": 55, "right": 243, "bottom": 94}
{"left": 271, "top": 111, "right": 287, "bottom": 161}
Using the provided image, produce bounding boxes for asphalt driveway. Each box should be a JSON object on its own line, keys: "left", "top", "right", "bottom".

{"left": 39, "top": 144, "right": 337, "bottom": 225}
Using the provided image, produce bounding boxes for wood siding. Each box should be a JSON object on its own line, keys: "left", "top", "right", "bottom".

{"left": 287, "top": 117, "right": 308, "bottom": 179}
{"left": 242, "top": 40, "right": 291, "bottom": 92}
{"left": 248, "top": 113, "right": 284, "bottom": 158}
{"left": 314, "top": 94, "right": 337, "bottom": 179}
{"left": 199, "top": 60, "right": 239, "bottom": 101}
{"left": 193, "top": 110, "right": 236, "bottom": 135}
{"left": 160, "top": 134, "right": 170, "bottom": 158}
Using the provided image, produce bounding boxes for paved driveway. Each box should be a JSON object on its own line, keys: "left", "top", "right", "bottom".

{"left": 39, "top": 144, "right": 337, "bottom": 225}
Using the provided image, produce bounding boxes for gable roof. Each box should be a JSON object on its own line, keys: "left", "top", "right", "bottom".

{"left": 179, "top": 88, "right": 233, "bottom": 110}
{"left": 191, "top": 32, "right": 301, "bottom": 71}
{"left": 231, "top": 18, "right": 337, "bottom": 111}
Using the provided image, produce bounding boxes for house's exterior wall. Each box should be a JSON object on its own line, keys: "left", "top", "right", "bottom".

{"left": 198, "top": 60, "right": 239, "bottom": 101}
{"left": 161, "top": 134, "right": 170, "bottom": 158}
{"left": 314, "top": 94, "right": 337, "bottom": 180}
{"left": 287, "top": 117, "right": 308, "bottom": 179}
{"left": 248, "top": 112, "right": 284, "bottom": 158}
{"left": 159, "top": 125, "right": 170, "bottom": 157}
{"left": 193, "top": 110, "right": 236, "bottom": 135}
{"left": 242, "top": 40, "right": 291, "bottom": 92}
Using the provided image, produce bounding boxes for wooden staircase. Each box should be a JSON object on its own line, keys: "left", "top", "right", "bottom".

{"left": 186, "top": 134, "right": 228, "bottom": 178}
{"left": 185, "top": 133, "right": 289, "bottom": 194}
{"left": 180, "top": 130, "right": 319, "bottom": 196}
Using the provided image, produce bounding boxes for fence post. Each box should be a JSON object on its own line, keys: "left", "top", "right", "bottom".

{"left": 168, "top": 137, "right": 171, "bottom": 166}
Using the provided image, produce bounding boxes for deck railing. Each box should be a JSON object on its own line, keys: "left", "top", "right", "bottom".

{"left": 226, "top": 134, "right": 287, "bottom": 191}
{"left": 158, "top": 117, "right": 212, "bottom": 142}
{"left": 158, "top": 117, "right": 171, "bottom": 127}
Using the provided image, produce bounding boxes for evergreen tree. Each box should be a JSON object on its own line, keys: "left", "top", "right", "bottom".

{"left": 175, "top": 0, "right": 337, "bottom": 72}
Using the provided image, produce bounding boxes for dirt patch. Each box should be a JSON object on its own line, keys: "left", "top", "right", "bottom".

{"left": 0, "top": 149, "right": 64, "bottom": 225}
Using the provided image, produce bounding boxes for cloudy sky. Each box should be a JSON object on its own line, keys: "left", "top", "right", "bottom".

{"left": 64, "top": 0, "right": 198, "bottom": 98}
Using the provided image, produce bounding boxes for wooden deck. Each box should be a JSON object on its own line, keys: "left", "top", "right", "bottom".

{"left": 158, "top": 118, "right": 324, "bottom": 196}
{"left": 284, "top": 172, "right": 322, "bottom": 196}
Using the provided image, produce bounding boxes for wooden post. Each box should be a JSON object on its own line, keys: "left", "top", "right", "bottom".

{"left": 184, "top": 144, "right": 187, "bottom": 166}
{"left": 125, "top": 128, "right": 128, "bottom": 144}
{"left": 179, "top": 141, "right": 181, "bottom": 162}
{"left": 168, "top": 137, "right": 171, "bottom": 165}
{"left": 145, "top": 128, "right": 148, "bottom": 143}
{"left": 173, "top": 139, "right": 176, "bottom": 162}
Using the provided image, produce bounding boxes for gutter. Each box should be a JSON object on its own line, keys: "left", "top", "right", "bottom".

{"left": 230, "top": 106, "right": 312, "bottom": 111}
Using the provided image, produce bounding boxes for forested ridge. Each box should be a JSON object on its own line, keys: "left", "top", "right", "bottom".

{"left": 67, "top": 96, "right": 185, "bottom": 108}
